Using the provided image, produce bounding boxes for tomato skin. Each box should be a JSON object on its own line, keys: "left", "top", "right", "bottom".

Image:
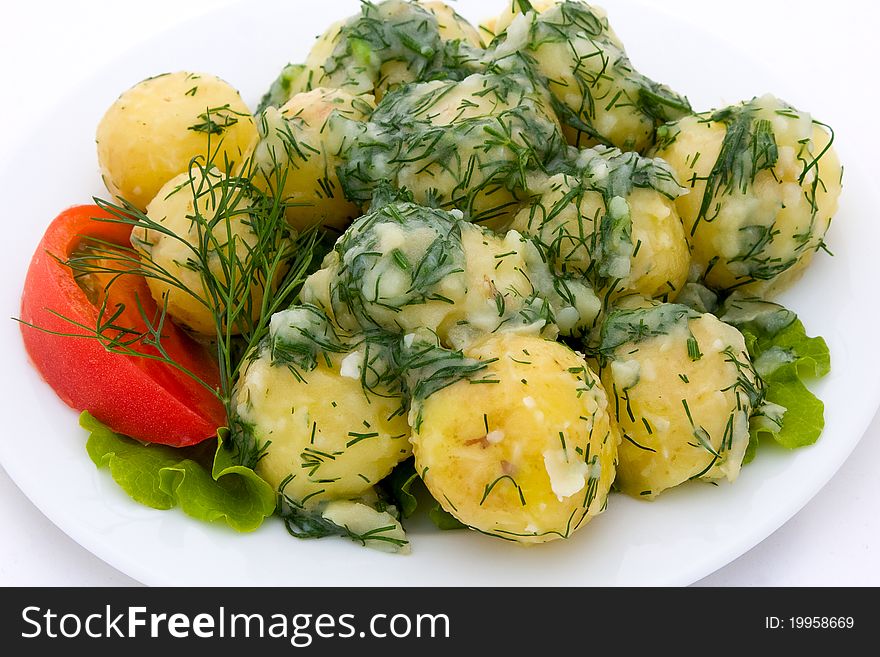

{"left": 19, "top": 205, "right": 226, "bottom": 446}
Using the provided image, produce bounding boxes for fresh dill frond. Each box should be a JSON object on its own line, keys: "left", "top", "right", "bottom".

{"left": 51, "top": 142, "right": 326, "bottom": 465}
{"left": 187, "top": 104, "right": 250, "bottom": 135}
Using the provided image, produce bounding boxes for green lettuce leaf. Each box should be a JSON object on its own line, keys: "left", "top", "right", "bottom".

{"left": 428, "top": 503, "right": 466, "bottom": 530}
{"left": 386, "top": 458, "right": 420, "bottom": 519}
{"left": 82, "top": 412, "right": 276, "bottom": 532}
{"left": 384, "top": 458, "right": 465, "bottom": 530}
{"left": 719, "top": 297, "right": 830, "bottom": 460}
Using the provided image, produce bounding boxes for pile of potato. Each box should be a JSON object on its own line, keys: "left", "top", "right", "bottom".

{"left": 95, "top": 0, "right": 841, "bottom": 549}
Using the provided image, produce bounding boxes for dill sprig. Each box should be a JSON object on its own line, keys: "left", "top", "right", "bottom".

{"left": 691, "top": 103, "right": 780, "bottom": 237}
{"left": 277, "top": 476, "right": 409, "bottom": 551}
{"left": 45, "top": 143, "right": 324, "bottom": 462}
{"left": 595, "top": 302, "right": 697, "bottom": 360}
{"left": 187, "top": 104, "right": 250, "bottom": 135}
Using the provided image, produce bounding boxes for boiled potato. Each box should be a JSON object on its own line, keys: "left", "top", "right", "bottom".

{"left": 300, "top": 1, "right": 435, "bottom": 98}
{"left": 294, "top": 0, "right": 483, "bottom": 101}
{"left": 304, "top": 201, "right": 469, "bottom": 335}
{"left": 598, "top": 301, "right": 761, "bottom": 498}
{"left": 131, "top": 166, "right": 275, "bottom": 335}
{"left": 301, "top": 200, "right": 600, "bottom": 348}
{"left": 488, "top": 0, "right": 690, "bottom": 152}
{"left": 652, "top": 94, "right": 842, "bottom": 295}
{"left": 234, "top": 324, "right": 411, "bottom": 506}
{"left": 412, "top": 333, "right": 618, "bottom": 543}
{"left": 511, "top": 147, "right": 689, "bottom": 302}
{"left": 443, "top": 223, "right": 601, "bottom": 347}
{"left": 97, "top": 71, "right": 257, "bottom": 210}
{"left": 341, "top": 72, "right": 565, "bottom": 228}
{"left": 254, "top": 88, "right": 374, "bottom": 231}
{"left": 319, "top": 500, "right": 409, "bottom": 554}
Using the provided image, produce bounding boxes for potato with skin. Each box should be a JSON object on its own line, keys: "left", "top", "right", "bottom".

{"left": 598, "top": 301, "right": 761, "bottom": 499}
{"left": 131, "top": 166, "right": 274, "bottom": 336}
{"left": 412, "top": 333, "right": 618, "bottom": 544}
{"left": 254, "top": 88, "right": 375, "bottom": 231}
{"left": 511, "top": 147, "right": 689, "bottom": 302}
{"left": 234, "top": 324, "right": 411, "bottom": 506}
{"left": 652, "top": 94, "right": 842, "bottom": 295}
{"left": 97, "top": 72, "right": 257, "bottom": 210}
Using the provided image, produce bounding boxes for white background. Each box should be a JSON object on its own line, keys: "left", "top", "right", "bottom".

{"left": 0, "top": 0, "right": 877, "bottom": 586}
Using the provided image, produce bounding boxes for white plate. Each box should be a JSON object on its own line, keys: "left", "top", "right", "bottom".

{"left": 1, "top": 0, "right": 877, "bottom": 586}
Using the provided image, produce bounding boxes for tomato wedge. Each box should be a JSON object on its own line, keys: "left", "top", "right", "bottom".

{"left": 19, "top": 205, "right": 226, "bottom": 446}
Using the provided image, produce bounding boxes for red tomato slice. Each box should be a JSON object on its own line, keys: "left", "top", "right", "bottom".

{"left": 19, "top": 205, "right": 226, "bottom": 446}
